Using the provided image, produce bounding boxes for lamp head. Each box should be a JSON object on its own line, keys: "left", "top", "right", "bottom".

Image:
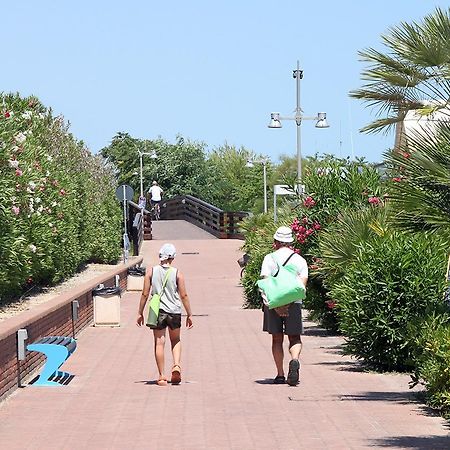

{"left": 315, "top": 112, "right": 329, "bottom": 128}
{"left": 268, "top": 112, "right": 282, "bottom": 129}
{"left": 245, "top": 159, "right": 255, "bottom": 168}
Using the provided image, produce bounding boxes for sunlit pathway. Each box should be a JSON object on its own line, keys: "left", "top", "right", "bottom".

{"left": 0, "top": 225, "right": 449, "bottom": 449}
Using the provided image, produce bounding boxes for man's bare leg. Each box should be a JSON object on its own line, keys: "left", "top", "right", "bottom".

{"left": 272, "top": 333, "right": 284, "bottom": 377}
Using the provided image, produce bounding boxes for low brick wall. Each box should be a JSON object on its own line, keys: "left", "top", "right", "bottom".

{"left": 0, "top": 257, "right": 143, "bottom": 401}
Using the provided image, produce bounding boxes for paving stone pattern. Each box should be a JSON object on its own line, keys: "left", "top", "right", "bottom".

{"left": 0, "top": 225, "right": 449, "bottom": 449}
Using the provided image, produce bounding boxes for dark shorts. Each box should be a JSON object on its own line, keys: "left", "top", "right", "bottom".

{"left": 149, "top": 310, "right": 181, "bottom": 330}
{"left": 263, "top": 303, "right": 303, "bottom": 335}
{"left": 150, "top": 199, "right": 161, "bottom": 206}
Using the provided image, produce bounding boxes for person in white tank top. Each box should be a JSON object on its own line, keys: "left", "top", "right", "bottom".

{"left": 137, "top": 243, "right": 193, "bottom": 386}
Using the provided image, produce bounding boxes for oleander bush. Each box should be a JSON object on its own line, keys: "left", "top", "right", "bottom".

{"left": 0, "top": 93, "right": 121, "bottom": 301}
{"left": 330, "top": 231, "right": 448, "bottom": 371}
{"left": 411, "top": 313, "right": 450, "bottom": 419}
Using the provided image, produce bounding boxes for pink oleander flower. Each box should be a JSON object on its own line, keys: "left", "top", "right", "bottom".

{"left": 325, "top": 300, "right": 337, "bottom": 310}
{"left": 306, "top": 228, "right": 314, "bottom": 236}
{"left": 392, "top": 177, "right": 403, "bottom": 182}
{"left": 309, "top": 264, "right": 319, "bottom": 270}
{"left": 313, "top": 222, "right": 321, "bottom": 230}
{"left": 302, "top": 217, "right": 309, "bottom": 225}
{"left": 15, "top": 169, "right": 23, "bottom": 176}
{"left": 399, "top": 150, "right": 411, "bottom": 159}
{"left": 4, "top": 111, "right": 10, "bottom": 118}
{"left": 59, "top": 188, "right": 66, "bottom": 196}
{"left": 368, "top": 196, "right": 381, "bottom": 205}
{"left": 11, "top": 205, "right": 20, "bottom": 215}
{"left": 303, "top": 196, "right": 316, "bottom": 208}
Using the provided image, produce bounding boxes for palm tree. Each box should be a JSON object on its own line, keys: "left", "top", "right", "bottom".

{"left": 385, "top": 124, "right": 450, "bottom": 235}
{"left": 350, "top": 7, "right": 450, "bottom": 135}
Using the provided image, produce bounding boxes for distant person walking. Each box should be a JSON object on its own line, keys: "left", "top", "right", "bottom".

{"left": 137, "top": 243, "right": 193, "bottom": 386}
{"left": 260, "top": 226, "right": 308, "bottom": 386}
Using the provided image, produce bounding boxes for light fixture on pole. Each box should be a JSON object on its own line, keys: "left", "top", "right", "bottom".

{"left": 268, "top": 61, "right": 329, "bottom": 192}
{"left": 246, "top": 158, "right": 269, "bottom": 213}
{"left": 138, "top": 150, "right": 157, "bottom": 200}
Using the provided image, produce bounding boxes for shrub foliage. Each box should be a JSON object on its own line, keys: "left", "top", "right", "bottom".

{"left": 0, "top": 93, "right": 121, "bottom": 301}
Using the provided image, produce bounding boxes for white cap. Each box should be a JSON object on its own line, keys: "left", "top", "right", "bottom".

{"left": 273, "top": 226, "right": 294, "bottom": 243}
{"left": 152, "top": 180, "right": 158, "bottom": 185}
{"left": 159, "top": 243, "right": 176, "bottom": 261}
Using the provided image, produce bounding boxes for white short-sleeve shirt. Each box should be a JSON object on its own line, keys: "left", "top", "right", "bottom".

{"left": 149, "top": 185, "right": 163, "bottom": 201}
{"left": 260, "top": 247, "right": 308, "bottom": 304}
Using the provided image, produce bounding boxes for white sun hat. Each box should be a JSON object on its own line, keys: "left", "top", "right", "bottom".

{"left": 273, "top": 226, "right": 294, "bottom": 243}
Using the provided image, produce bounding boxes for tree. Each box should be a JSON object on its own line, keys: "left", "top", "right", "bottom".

{"left": 101, "top": 133, "right": 209, "bottom": 200}
{"left": 350, "top": 7, "right": 450, "bottom": 134}
{"left": 203, "top": 143, "right": 272, "bottom": 212}
{"left": 385, "top": 124, "right": 450, "bottom": 235}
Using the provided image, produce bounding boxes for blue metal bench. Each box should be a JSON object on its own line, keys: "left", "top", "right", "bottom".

{"left": 27, "top": 336, "right": 77, "bottom": 386}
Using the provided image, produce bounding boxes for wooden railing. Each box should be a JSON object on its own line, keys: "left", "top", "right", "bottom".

{"left": 160, "top": 195, "right": 248, "bottom": 239}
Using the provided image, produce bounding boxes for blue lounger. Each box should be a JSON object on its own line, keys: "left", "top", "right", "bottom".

{"left": 27, "top": 336, "right": 77, "bottom": 386}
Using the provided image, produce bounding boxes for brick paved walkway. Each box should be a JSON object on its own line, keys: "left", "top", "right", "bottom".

{"left": 0, "top": 222, "right": 449, "bottom": 449}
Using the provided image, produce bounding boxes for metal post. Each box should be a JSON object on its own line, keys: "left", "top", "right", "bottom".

{"left": 263, "top": 162, "right": 267, "bottom": 213}
{"left": 139, "top": 153, "right": 144, "bottom": 199}
{"left": 273, "top": 189, "right": 277, "bottom": 222}
{"left": 294, "top": 60, "right": 303, "bottom": 184}
{"left": 122, "top": 185, "right": 128, "bottom": 264}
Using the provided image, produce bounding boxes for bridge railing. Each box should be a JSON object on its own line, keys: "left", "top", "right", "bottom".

{"left": 160, "top": 195, "right": 248, "bottom": 239}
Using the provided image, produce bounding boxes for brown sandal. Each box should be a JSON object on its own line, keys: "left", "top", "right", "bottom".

{"left": 157, "top": 376, "right": 168, "bottom": 386}
{"left": 171, "top": 365, "right": 181, "bottom": 385}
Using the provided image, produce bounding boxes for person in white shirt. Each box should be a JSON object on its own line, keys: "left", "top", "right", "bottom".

{"left": 148, "top": 180, "right": 163, "bottom": 206}
{"left": 260, "top": 226, "right": 308, "bottom": 386}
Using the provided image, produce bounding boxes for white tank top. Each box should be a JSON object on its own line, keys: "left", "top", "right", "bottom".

{"left": 151, "top": 265, "right": 181, "bottom": 314}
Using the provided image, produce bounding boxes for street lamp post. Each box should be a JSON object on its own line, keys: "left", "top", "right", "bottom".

{"left": 268, "top": 61, "right": 329, "bottom": 192}
{"left": 246, "top": 158, "right": 269, "bottom": 213}
{"left": 138, "top": 150, "right": 157, "bottom": 199}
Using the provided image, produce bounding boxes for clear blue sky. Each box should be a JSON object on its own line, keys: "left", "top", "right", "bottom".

{"left": 2, "top": 1, "right": 446, "bottom": 163}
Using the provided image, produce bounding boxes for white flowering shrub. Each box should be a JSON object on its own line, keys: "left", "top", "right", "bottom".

{"left": 0, "top": 93, "right": 121, "bottom": 300}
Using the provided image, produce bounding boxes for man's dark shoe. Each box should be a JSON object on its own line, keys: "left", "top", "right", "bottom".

{"left": 287, "top": 359, "right": 300, "bottom": 386}
{"left": 273, "top": 375, "right": 286, "bottom": 384}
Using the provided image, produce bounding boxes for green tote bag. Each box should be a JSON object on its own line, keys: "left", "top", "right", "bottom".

{"left": 257, "top": 253, "right": 306, "bottom": 309}
{"left": 146, "top": 268, "right": 172, "bottom": 327}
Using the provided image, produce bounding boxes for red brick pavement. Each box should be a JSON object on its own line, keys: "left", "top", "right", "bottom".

{"left": 0, "top": 223, "right": 449, "bottom": 449}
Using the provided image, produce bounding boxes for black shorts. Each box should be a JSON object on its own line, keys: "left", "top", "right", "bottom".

{"left": 149, "top": 310, "right": 181, "bottom": 330}
{"left": 263, "top": 303, "right": 303, "bottom": 335}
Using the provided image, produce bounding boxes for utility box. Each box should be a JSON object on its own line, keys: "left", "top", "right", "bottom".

{"left": 127, "top": 266, "right": 146, "bottom": 291}
{"left": 92, "top": 286, "right": 121, "bottom": 327}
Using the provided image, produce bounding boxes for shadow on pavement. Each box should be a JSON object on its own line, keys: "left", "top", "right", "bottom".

{"left": 254, "top": 378, "right": 277, "bottom": 385}
{"left": 315, "top": 360, "right": 366, "bottom": 372}
{"left": 369, "top": 435, "right": 450, "bottom": 449}
{"left": 338, "top": 390, "right": 418, "bottom": 405}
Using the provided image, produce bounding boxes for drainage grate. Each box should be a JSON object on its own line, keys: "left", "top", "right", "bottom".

{"left": 181, "top": 252, "right": 200, "bottom": 255}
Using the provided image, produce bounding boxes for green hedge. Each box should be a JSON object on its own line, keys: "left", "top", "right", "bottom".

{"left": 0, "top": 93, "right": 121, "bottom": 301}
{"left": 330, "top": 231, "right": 448, "bottom": 371}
